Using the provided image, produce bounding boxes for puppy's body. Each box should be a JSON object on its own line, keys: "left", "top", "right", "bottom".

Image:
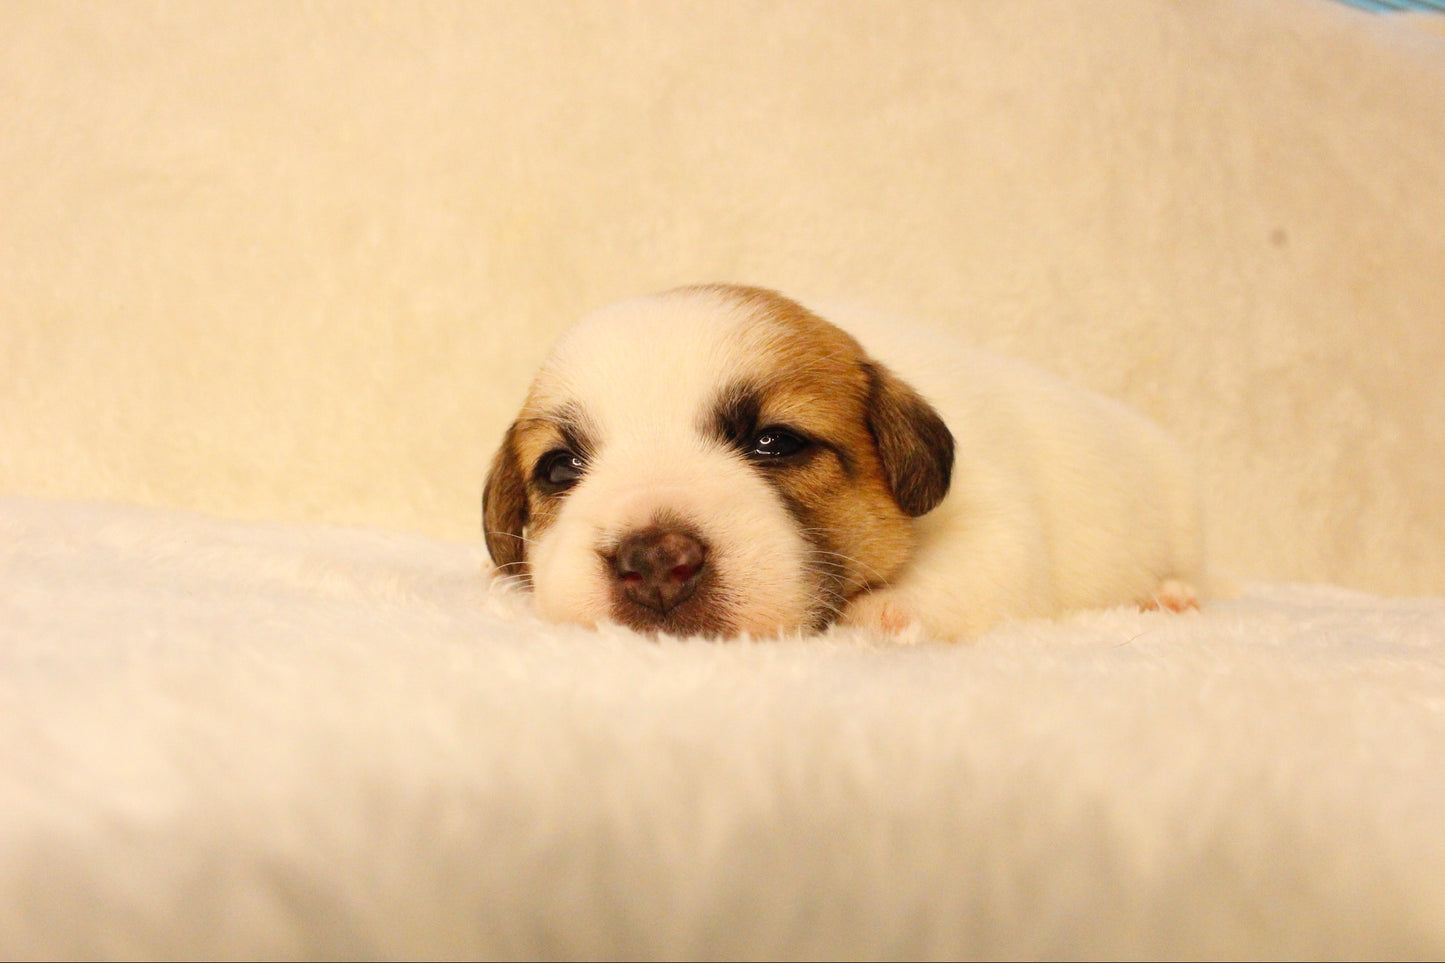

{"left": 485, "top": 285, "right": 1203, "bottom": 641}
{"left": 834, "top": 305, "right": 1204, "bottom": 637}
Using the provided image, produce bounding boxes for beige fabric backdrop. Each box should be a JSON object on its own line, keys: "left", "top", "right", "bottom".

{"left": 2, "top": 0, "right": 1442, "bottom": 595}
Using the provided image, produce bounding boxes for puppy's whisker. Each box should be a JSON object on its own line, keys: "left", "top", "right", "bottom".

{"left": 484, "top": 530, "right": 535, "bottom": 545}
{"left": 800, "top": 545, "right": 891, "bottom": 594}
{"left": 805, "top": 547, "right": 888, "bottom": 582}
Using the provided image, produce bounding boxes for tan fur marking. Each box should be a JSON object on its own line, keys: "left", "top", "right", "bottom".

{"left": 692, "top": 285, "right": 951, "bottom": 603}
{"left": 503, "top": 414, "right": 577, "bottom": 545}
{"left": 482, "top": 431, "right": 529, "bottom": 576}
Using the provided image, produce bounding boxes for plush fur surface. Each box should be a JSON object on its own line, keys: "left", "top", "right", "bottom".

{"left": 3, "top": 497, "right": 1444, "bottom": 959}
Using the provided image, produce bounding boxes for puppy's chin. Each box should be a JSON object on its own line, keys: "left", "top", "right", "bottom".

{"left": 525, "top": 471, "right": 833, "bottom": 640}
{"left": 602, "top": 573, "right": 745, "bottom": 641}
{"left": 540, "top": 581, "right": 825, "bottom": 641}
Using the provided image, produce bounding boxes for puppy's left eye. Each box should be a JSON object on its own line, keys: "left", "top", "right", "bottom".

{"left": 747, "top": 427, "right": 810, "bottom": 460}
{"left": 537, "top": 449, "right": 586, "bottom": 492}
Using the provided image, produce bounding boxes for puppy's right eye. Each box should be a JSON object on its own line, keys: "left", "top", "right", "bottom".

{"left": 537, "top": 449, "right": 586, "bottom": 492}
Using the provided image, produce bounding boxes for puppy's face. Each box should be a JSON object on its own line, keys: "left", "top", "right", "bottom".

{"left": 484, "top": 285, "right": 953, "bottom": 638}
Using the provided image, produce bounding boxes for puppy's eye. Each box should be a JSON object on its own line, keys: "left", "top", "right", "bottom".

{"left": 537, "top": 449, "right": 586, "bottom": 491}
{"left": 747, "top": 427, "right": 809, "bottom": 460}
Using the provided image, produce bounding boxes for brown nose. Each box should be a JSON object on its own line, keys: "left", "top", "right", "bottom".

{"left": 611, "top": 527, "right": 707, "bottom": 614}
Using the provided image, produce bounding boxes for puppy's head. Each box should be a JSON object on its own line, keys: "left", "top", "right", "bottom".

{"left": 484, "top": 285, "right": 953, "bottom": 638}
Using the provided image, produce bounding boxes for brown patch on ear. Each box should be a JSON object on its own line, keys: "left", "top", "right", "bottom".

{"left": 864, "top": 362, "right": 954, "bottom": 517}
{"left": 483, "top": 424, "right": 530, "bottom": 575}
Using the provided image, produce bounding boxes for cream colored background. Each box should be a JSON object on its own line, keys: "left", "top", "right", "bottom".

{"left": 2, "top": 0, "right": 1442, "bottom": 595}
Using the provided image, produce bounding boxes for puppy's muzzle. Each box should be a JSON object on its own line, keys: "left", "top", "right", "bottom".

{"left": 609, "top": 526, "right": 707, "bottom": 616}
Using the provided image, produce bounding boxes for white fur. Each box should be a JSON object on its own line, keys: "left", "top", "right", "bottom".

{"left": 834, "top": 305, "right": 1205, "bottom": 638}
{"left": 509, "top": 288, "right": 1204, "bottom": 641}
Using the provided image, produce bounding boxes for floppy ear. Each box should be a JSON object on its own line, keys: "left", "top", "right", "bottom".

{"left": 863, "top": 362, "right": 955, "bottom": 517}
{"left": 483, "top": 424, "right": 530, "bottom": 574}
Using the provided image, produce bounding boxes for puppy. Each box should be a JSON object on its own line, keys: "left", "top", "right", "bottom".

{"left": 484, "top": 284, "right": 1204, "bottom": 641}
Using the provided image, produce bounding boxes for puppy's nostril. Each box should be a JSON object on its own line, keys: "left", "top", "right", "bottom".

{"left": 612, "top": 528, "right": 707, "bottom": 614}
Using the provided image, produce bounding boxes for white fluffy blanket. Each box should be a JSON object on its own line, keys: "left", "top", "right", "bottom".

{"left": 5, "top": 497, "right": 1443, "bottom": 959}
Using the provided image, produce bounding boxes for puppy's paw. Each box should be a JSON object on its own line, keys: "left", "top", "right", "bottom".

{"left": 1141, "top": 578, "right": 1200, "bottom": 614}
{"left": 840, "top": 588, "right": 925, "bottom": 642}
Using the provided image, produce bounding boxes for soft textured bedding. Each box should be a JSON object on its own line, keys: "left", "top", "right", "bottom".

{"left": 4, "top": 497, "right": 1443, "bottom": 959}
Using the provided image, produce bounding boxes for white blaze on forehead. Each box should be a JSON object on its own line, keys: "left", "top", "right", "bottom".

{"left": 529, "top": 289, "right": 782, "bottom": 445}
